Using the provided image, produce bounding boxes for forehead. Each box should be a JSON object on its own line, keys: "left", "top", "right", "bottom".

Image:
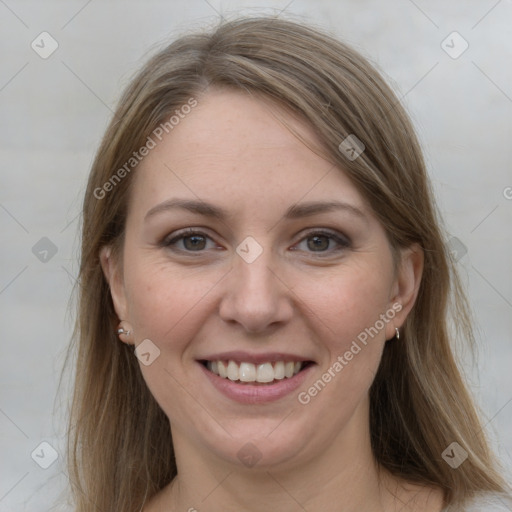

{"left": 130, "top": 89, "right": 366, "bottom": 215}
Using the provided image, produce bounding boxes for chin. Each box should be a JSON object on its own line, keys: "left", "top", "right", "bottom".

{"left": 193, "top": 415, "right": 323, "bottom": 472}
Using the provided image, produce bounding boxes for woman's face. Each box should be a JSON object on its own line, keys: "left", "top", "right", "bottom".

{"left": 103, "top": 89, "right": 421, "bottom": 471}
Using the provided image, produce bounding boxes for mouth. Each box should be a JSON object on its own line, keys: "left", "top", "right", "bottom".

{"left": 200, "top": 359, "right": 315, "bottom": 385}
{"left": 197, "top": 353, "right": 316, "bottom": 404}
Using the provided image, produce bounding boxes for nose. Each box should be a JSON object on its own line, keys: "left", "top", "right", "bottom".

{"left": 218, "top": 251, "right": 294, "bottom": 334}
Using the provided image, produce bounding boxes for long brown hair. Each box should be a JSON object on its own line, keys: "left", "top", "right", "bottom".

{"left": 67, "top": 16, "right": 510, "bottom": 511}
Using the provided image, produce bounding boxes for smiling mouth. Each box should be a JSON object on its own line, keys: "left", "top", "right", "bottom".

{"left": 200, "top": 360, "right": 314, "bottom": 385}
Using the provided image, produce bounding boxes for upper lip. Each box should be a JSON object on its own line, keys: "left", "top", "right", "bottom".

{"left": 197, "top": 351, "right": 315, "bottom": 365}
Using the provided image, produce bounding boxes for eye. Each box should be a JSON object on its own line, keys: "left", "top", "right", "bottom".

{"left": 292, "top": 230, "right": 350, "bottom": 254}
{"left": 163, "top": 229, "right": 219, "bottom": 252}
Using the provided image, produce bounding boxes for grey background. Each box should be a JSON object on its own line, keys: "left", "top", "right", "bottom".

{"left": 1, "top": 0, "right": 511, "bottom": 510}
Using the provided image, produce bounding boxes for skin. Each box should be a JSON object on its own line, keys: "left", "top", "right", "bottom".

{"left": 101, "top": 89, "right": 444, "bottom": 511}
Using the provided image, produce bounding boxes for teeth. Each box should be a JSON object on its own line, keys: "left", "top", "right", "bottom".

{"left": 274, "top": 361, "right": 285, "bottom": 380}
{"left": 239, "top": 362, "right": 256, "bottom": 382}
{"left": 206, "top": 359, "right": 304, "bottom": 383}
{"left": 227, "top": 360, "right": 239, "bottom": 381}
{"left": 256, "top": 363, "right": 274, "bottom": 383}
{"left": 218, "top": 360, "right": 228, "bottom": 378}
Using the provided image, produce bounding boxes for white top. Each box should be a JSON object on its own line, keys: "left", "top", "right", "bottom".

{"left": 442, "top": 493, "right": 512, "bottom": 511}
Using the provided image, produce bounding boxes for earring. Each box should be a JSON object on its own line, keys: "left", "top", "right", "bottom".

{"left": 395, "top": 327, "right": 400, "bottom": 340}
{"left": 116, "top": 321, "right": 133, "bottom": 340}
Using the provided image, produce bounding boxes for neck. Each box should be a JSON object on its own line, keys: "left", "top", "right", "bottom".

{"left": 145, "top": 397, "right": 443, "bottom": 512}
{"left": 153, "top": 400, "right": 406, "bottom": 512}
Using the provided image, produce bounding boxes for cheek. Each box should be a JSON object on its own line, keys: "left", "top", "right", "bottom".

{"left": 294, "top": 263, "right": 393, "bottom": 346}
{"left": 291, "top": 262, "right": 393, "bottom": 404}
{"left": 124, "top": 259, "right": 221, "bottom": 344}
{"left": 122, "top": 262, "right": 222, "bottom": 428}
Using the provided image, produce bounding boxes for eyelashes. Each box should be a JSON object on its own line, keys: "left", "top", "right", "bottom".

{"left": 290, "top": 230, "right": 350, "bottom": 254}
{"left": 164, "top": 229, "right": 219, "bottom": 252}
{"left": 162, "top": 228, "right": 351, "bottom": 256}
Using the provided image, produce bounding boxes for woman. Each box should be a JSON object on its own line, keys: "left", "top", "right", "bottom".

{"left": 68, "top": 16, "right": 511, "bottom": 511}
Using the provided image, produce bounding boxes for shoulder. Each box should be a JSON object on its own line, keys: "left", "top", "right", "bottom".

{"left": 443, "top": 492, "right": 512, "bottom": 512}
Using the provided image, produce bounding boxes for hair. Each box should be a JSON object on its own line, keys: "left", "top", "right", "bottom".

{"left": 67, "top": 15, "right": 510, "bottom": 512}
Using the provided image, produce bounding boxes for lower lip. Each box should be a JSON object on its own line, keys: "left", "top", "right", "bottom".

{"left": 198, "top": 363, "right": 314, "bottom": 404}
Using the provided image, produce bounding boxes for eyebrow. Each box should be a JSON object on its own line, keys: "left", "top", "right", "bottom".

{"left": 144, "top": 198, "right": 368, "bottom": 223}
{"left": 145, "top": 199, "right": 228, "bottom": 221}
{"left": 284, "top": 201, "right": 367, "bottom": 221}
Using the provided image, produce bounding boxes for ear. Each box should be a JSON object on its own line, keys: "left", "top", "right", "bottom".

{"left": 100, "top": 245, "right": 128, "bottom": 321}
{"left": 386, "top": 243, "right": 424, "bottom": 340}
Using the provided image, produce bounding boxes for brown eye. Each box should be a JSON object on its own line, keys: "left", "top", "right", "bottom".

{"left": 183, "top": 235, "right": 207, "bottom": 251}
{"left": 292, "top": 230, "right": 351, "bottom": 256}
{"left": 163, "top": 230, "right": 217, "bottom": 252}
{"left": 307, "top": 235, "right": 330, "bottom": 251}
